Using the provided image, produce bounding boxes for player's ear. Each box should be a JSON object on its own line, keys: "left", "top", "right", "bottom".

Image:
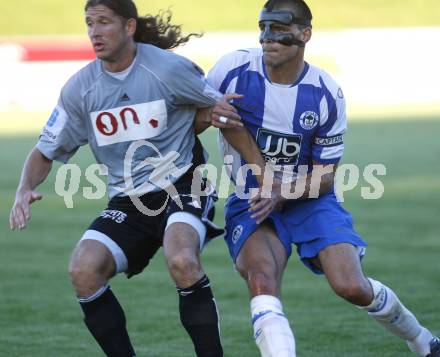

{"left": 126, "top": 18, "right": 137, "bottom": 37}
{"left": 301, "top": 26, "right": 312, "bottom": 44}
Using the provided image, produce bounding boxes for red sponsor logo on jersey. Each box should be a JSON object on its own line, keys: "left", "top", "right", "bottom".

{"left": 90, "top": 100, "right": 167, "bottom": 146}
{"left": 95, "top": 108, "right": 142, "bottom": 136}
{"left": 149, "top": 119, "right": 159, "bottom": 128}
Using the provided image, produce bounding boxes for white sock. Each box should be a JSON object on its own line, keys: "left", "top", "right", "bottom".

{"left": 407, "top": 327, "right": 435, "bottom": 357}
{"left": 359, "top": 278, "right": 433, "bottom": 356}
{"left": 251, "top": 295, "right": 295, "bottom": 357}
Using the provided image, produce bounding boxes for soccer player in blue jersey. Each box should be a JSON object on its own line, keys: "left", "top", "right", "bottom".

{"left": 205, "top": 0, "right": 440, "bottom": 356}
{"left": 9, "top": 1, "right": 227, "bottom": 356}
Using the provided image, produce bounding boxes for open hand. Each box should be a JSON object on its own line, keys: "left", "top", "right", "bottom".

{"left": 248, "top": 180, "right": 285, "bottom": 224}
{"left": 10, "top": 190, "right": 43, "bottom": 230}
{"left": 211, "top": 93, "right": 244, "bottom": 129}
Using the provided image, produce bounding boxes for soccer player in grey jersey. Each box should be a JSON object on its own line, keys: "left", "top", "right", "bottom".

{"left": 9, "top": 1, "right": 232, "bottom": 356}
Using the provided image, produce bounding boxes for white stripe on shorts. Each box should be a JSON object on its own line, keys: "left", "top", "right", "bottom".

{"left": 165, "top": 212, "right": 207, "bottom": 250}
{"left": 79, "top": 230, "right": 128, "bottom": 274}
{"left": 77, "top": 284, "right": 109, "bottom": 303}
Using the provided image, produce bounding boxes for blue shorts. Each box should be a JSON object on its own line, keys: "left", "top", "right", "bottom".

{"left": 224, "top": 191, "right": 367, "bottom": 274}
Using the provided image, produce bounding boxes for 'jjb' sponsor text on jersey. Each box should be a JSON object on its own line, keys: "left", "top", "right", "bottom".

{"left": 207, "top": 48, "right": 346, "bottom": 192}
{"left": 37, "top": 44, "right": 221, "bottom": 198}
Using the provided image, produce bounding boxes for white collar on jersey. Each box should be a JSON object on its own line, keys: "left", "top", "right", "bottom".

{"left": 104, "top": 55, "right": 137, "bottom": 81}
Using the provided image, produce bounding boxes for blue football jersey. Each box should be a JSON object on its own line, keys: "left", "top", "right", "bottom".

{"left": 207, "top": 48, "right": 346, "bottom": 190}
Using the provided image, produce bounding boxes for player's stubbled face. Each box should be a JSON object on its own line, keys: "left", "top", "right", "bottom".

{"left": 260, "top": 23, "right": 303, "bottom": 68}
{"left": 86, "top": 5, "right": 130, "bottom": 62}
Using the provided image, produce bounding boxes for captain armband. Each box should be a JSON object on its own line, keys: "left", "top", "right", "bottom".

{"left": 313, "top": 135, "right": 343, "bottom": 147}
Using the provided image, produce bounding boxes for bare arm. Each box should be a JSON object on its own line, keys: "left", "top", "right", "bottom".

{"left": 286, "top": 161, "right": 337, "bottom": 200}
{"left": 10, "top": 148, "right": 53, "bottom": 230}
{"left": 220, "top": 126, "right": 267, "bottom": 187}
{"left": 194, "top": 107, "right": 214, "bottom": 135}
{"left": 220, "top": 125, "right": 337, "bottom": 223}
{"left": 248, "top": 161, "right": 337, "bottom": 223}
{"left": 194, "top": 93, "right": 244, "bottom": 135}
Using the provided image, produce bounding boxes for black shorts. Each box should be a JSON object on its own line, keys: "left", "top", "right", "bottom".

{"left": 87, "top": 169, "right": 223, "bottom": 278}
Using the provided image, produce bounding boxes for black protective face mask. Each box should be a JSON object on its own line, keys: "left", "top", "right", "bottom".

{"left": 258, "top": 9, "right": 311, "bottom": 47}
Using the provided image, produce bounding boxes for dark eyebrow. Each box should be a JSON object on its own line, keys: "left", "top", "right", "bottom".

{"left": 85, "top": 15, "right": 112, "bottom": 22}
{"left": 272, "top": 23, "right": 289, "bottom": 29}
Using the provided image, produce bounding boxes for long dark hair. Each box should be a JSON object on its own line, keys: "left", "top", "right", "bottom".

{"left": 85, "top": 0, "right": 201, "bottom": 49}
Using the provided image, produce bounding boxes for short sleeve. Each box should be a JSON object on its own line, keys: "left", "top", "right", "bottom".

{"left": 207, "top": 50, "right": 251, "bottom": 93}
{"left": 312, "top": 86, "right": 346, "bottom": 164}
{"left": 168, "top": 56, "right": 222, "bottom": 108}
{"left": 207, "top": 57, "right": 227, "bottom": 92}
{"left": 36, "top": 84, "right": 88, "bottom": 163}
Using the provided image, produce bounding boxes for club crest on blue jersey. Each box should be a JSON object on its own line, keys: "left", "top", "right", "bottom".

{"left": 299, "top": 111, "right": 319, "bottom": 130}
{"left": 232, "top": 225, "right": 243, "bottom": 244}
{"left": 256, "top": 128, "right": 302, "bottom": 165}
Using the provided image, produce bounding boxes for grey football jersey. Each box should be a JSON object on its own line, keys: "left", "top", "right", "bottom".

{"left": 37, "top": 44, "right": 221, "bottom": 198}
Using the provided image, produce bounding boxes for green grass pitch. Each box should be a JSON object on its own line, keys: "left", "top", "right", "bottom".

{"left": 1, "top": 0, "right": 439, "bottom": 36}
{"left": 0, "top": 118, "right": 439, "bottom": 356}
